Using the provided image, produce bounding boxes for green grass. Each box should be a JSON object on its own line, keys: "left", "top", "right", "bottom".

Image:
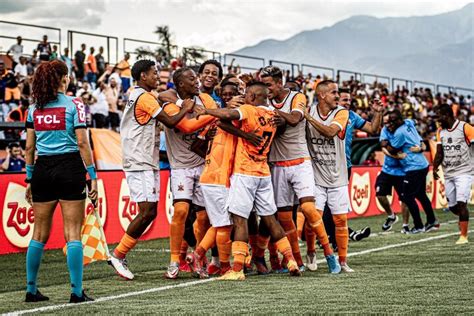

{"left": 0, "top": 209, "right": 472, "bottom": 315}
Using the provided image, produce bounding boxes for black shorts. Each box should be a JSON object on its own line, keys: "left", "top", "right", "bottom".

{"left": 31, "top": 152, "right": 87, "bottom": 202}
{"left": 375, "top": 171, "right": 404, "bottom": 198}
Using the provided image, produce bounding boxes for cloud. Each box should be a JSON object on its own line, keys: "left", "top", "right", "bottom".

{"left": 0, "top": 0, "right": 35, "bottom": 13}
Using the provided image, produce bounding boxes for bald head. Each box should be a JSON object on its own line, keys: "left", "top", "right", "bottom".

{"left": 244, "top": 81, "right": 268, "bottom": 106}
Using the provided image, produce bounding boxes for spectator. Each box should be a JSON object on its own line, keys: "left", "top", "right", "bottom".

{"left": 14, "top": 56, "right": 28, "bottom": 80}
{"left": 103, "top": 78, "right": 120, "bottom": 131}
{"left": 85, "top": 47, "right": 98, "bottom": 89}
{"left": 7, "top": 98, "right": 28, "bottom": 122}
{"left": 6, "top": 36, "right": 23, "bottom": 69}
{"left": 4, "top": 69, "right": 20, "bottom": 106}
{"left": 74, "top": 43, "right": 86, "bottom": 81}
{"left": 50, "top": 45, "right": 59, "bottom": 60}
{"left": 95, "top": 46, "right": 106, "bottom": 78}
{"left": 90, "top": 82, "right": 109, "bottom": 128}
{"left": 117, "top": 53, "right": 131, "bottom": 93}
{"left": 60, "top": 48, "right": 74, "bottom": 77}
{"left": 75, "top": 81, "right": 91, "bottom": 98}
{"left": 0, "top": 142, "right": 25, "bottom": 172}
{"left": 37, "top": 35, "right": 52, "bottom": 62}
{"left": 361, "top": 152, "right": 381, "bottom": 167}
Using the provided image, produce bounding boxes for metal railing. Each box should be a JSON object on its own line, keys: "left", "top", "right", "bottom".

{"left": 67, "top": 30, "right": 118, "bottom": 64}
{"left": 362, "top": 73, "right": 391, "bottom": 90}
{"left": 182, "top": 47, "right": 222, "bottom": 66}
{"left": 223, "top": 53, "right": 265, "bottom": 72}
{"left": 269, "top": 59, "right": 300, "bottom": 78}
{"left": 301, "top": 64, "right": 335, "bottom": 79}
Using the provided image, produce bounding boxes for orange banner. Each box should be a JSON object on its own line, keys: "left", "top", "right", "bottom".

{"left": 90, "top": 128, "right": 122, "bottom": 170}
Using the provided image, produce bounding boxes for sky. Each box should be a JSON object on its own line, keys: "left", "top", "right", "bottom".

{"left": 0, "top": 0, "right": 472, "bottom": 57}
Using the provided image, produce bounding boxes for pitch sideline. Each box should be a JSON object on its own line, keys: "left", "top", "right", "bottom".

{"left": 5, "top": 229, "right": 469, "bottom": 316}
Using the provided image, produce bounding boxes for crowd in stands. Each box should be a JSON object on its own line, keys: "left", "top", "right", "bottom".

{"left": 1, "top": 34, "right": 473, "bottom": 170}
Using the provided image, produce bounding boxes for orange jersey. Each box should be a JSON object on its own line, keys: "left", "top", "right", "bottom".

{"left": 134, "top": 92, "right": 162, "bottom": 125}
{"left": 200, "top": 125, "right": 238, "bottom": 187}
{"left": 233, "top": 104, "right": 276, "bottom": 177}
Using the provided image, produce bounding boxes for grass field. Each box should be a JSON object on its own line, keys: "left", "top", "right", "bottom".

{"left": 1, "top": 209, "right": 472, "bottom": 315}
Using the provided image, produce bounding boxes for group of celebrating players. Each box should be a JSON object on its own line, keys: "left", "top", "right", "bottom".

{"left": 109, "top": 59, "right": 473, "bottom": 282}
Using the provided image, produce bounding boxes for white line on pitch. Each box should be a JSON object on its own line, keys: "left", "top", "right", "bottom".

{"left": 6, "top": 230, "right": 467, "bottom": 316}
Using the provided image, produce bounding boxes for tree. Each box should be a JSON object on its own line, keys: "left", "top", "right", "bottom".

{"left": 154, "top": 25, "right": 174, "bottom": 63}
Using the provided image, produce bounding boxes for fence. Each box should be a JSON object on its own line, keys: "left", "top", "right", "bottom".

{"left": 223, "top": 53, "right": 265, "bottom": 73}
{"left": 67, "top": 30, "right": 118, "bottom": 65}
{"left": 301, "top": 64, "right": 335, "bottom": 79}
{"left": 269, "top": 59, "right": 300, "bottom": 78}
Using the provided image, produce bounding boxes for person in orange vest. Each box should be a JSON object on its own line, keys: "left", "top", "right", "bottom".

{"left": 7, "top": 99, "right": 28, "bottom": 122}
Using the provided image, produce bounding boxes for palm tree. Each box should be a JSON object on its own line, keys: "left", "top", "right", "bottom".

{"left": 182, "top": 46, "right": 206, "bottom": 66}
{"left": 154, "top": 25, "right": 174, "bottom": 63}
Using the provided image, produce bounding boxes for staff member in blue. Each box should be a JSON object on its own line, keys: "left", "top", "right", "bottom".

{"left": 24, "top": 60, "right": 97, "bottom": 303}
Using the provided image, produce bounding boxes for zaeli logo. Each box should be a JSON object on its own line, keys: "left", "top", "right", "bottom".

{"left": 2, "top": 182, "right": 34, "bottom": 248}
{"left": 426, "top": 169, "right": 434, "bottom": 202}
{"left": 118, "top": 179, "right": 152, "bottom": 234}
{"left": 350, "top": 172, "right": 371, "bottom": 215}
{"left": 84, "top": 179, "right": 107, "bottom": 225}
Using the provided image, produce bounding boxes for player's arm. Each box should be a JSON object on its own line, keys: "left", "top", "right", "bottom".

{"left": 360, "top": 99, "right": 383, "bottom": 135}
{"left": 217, "top": 120, "right": 263, "bottom": 147}
{"left": 305, "top": 109, "right": 348, "bottom": 138}
{"left": 380, "top": 140, "right": 406, "bottom": 159}
{"left": 164, "top": 103, "right": 216, "bottom": 133}
{"left": 464, "top": 123, "right": 474, "bottom": 144}
{"left": 157, "top": 99, "right": 195, "bottom": 128}
{"left": 196, "top": 106, "right": 241, "bottom": 121}
{"left": 432, "top": 128, "right": 444, "bottom": 180}
{"left": 275, "top": 93, "right": 306, "bottom": 127}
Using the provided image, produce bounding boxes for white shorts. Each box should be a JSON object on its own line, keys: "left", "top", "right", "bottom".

{"left": 125, "top": 170, "right": 160, "bottom": 203}
{"left": 201, "top": 185, "right": 232, "bottom": 227}
{"left": 226, "top": 174, "right": 277, "bottom": 219}
{"left": 314, "top": 184, "right": 349, "bottom": 215}
{"left": 445, "top": 175, "right": 473, "bottom": 207}
{"left": 170, "top": 165, "right": 205, "bottom": 207}
{"left": 271, "top": 160, "right": 315, "bottom": 208}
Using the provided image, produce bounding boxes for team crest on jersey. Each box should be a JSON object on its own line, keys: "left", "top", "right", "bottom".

{"left": 177, "top": 184, "right": 184, "bottom": 191}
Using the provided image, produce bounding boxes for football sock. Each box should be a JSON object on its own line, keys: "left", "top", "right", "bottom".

{"left": 333, "top": 214, "right": 349, "bottom": 263}
{"left": 67, "top": 240, "right": 83, "bottom": 296}
{"left": 275, "top": 237, "right": 295, "bottom": 263}
{"left": 170, "top": 202, "right": 189, "bottom": 263}
{"left": 277, "top": 211, "right": 303, "bottom": 266}
{"left": 193, "top": 210, "right": 210, "bottom": 245}
{"left": 254, "top": 235, "right": 270, "bottom": 258}
{"left": 216, "top": 226, "right": 232, "bottom": 265}
{"left": 232, "top": 241, "right": 249, "bottom": 272}
{"left": 459, "top": 221, "right": 468, "bottom": 237}
{"left": 26, "top": 239, "right": 45, "bottom": 294}
{"left": 179, "top": 241, "right": 189, "bottom": 261}
{"left": 304, "top": 223, "right": 316, "bottom": 254}
{"left": 114, "top": 233, "right": 137, "bottom": 259}
{"left": 195, "top": 227, "right": 216, "bottom": 258}
{"left": 248, "top": 234, "right": 258, "bottom": 257}
{"left": 296, "top": 210, "right": 305, "bottom": 239}
{"left": 301, "top": 203, "right": 332, "bottom": 256}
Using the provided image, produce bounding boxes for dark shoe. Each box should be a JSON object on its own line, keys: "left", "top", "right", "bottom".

{"left": 424, "top": 221, "right": 440, "bottom": 232}
{"left": 25, "top": 289, "right": 49, "bottom": 302}
{"left": 69, "top": 290, "right": 94, "bottom": 303}
{"left": 382, "top": 216, "right": 398, "bottom": 231}
{"left": 353, "top": 227, "right": 371, "bottom": 241}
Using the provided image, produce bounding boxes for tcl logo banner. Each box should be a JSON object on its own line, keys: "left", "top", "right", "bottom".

{"left": 34, "top": 107, "right": 66, "bottom": 131}
{"left": 0, "top": 170, "right": 172, "bottom": 254}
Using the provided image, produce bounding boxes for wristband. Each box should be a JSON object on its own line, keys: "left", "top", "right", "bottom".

{"left": 26, "top": 164, "right": 34, "bottom": 180}
{"left": 176, "top": 99, "right": 184, "bottom": 107}
{"left": 86, "top": 164, "right": 97, "bottom": 180}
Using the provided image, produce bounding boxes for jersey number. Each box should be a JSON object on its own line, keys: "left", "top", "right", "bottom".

{"left": 258, "top": 131, "right": 273, "bottom": 155}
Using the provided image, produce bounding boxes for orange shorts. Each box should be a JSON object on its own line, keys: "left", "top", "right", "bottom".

{"left": 5, "top": 87, "right": 21, "bottom": 101}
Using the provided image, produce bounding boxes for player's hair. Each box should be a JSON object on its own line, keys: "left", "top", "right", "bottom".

{"left": 32, "top": 60, "right": 68, "bottom": 109}
{"left": 316, "top": 80, "right": 336, "bottom": 94}
{"left": 173, "top": 67, "right": 193, "bottom": 87}
{"left": 220, "top": 80, "right": 239, "bottom": 90}
{"left": 246, "top": 80, "right": 268, "bottom": 98}
{"left": 198, "top": 60, "right": 223, "bottom": 80}
{"left": 436, "top": 103, "right": 454, "bottom": 118}
{"left": 7, "top": 142, "right": 20, "bottom": 150}
{"left": 131, "top": 59, "right": 156, "bottom": 82}
{"left": 285, "top": 80, "right": 301, "bottom": 91}
{"left": 260, "top": 65, "right": 283, "bottom": 82}
{"left": 388, "top": 109, "right": 403, "bottom": 120}
{"left": 339, "top": 87, "right": 351, "bottom": 94}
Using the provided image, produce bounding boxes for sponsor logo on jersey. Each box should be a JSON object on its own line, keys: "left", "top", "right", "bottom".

{"left": 34, "top": 107, "right": 66, "bottom": 131}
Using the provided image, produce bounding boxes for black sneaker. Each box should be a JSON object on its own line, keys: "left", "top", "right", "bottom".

{"left": 408, "top": 227, "right": 425, "bottom": 234}
{"left": 382, "top": 216, "right": 398, "bottom": 231}
{"left": 353, "top": 227, "right": 371, "bottom": 241}
{"left": 400, "top": 225, "right": 410, "bottom": 234}
{"left": 25, "top": 289, "right": 49, "bottom": 302}
{"left": 424, "top": 221, "right": 440, "bottom": 232}
{"left": 69, "top": 290, "right": 94, "bottom": 303}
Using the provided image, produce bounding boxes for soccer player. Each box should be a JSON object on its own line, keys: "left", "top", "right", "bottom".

{"left": 162, "top": 67, "right": 218, "bottom": 279}
{"left": 260, "top": 66, "right": 339, "bottom": 273}
{"left": 383, "top": 110, "right": 438, "bottom": 234}
{"left": 196, "top": 81, "right": 302, "bottom": 280}
{"left": 198, "top": 59, "right": 223, "bottom": 107}
{"left": 433, "top": 104, "right": 474, "bottom": 244}
{"left": 378, "top": 114, "right": 411, "bottom": 233}
{"left": 110, "top": 60, "right": 195, "bottom": 280}
{"left": 305, "top": 80, "right": 350, "bottom": 273}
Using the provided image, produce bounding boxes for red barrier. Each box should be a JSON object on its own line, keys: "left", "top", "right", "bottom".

{"left": 0, "top": 166, "right": 451, "bottom": 255}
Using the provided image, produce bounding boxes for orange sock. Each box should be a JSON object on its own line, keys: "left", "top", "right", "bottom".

{"left": 195, "top": 227, "right": 216, "bottom": 258}
{"left": 193, "top": 210, "right": 210, "bottom": 245}
{"left": 301, "top": 203, "right": 333, "bottom": 256}
{"left": 232, "top": 241, "right": 249, "bottom": 272}
{"left": 275, "top": 237, "right": 295, "bottom": 263}
{"left": 254, "top": 235, "right": 270, "bottom": 258}
{"left": 114, "top": 233, "right": 137, "bottom": 259}
{"left": 459, "top": 221, "right": 468, "bottom": 237}
{"left": 179, "top": 241, "right": 188, "bottom": 261}
{"left": 216, "top": 226, "right": 232, "bottom": 264}
{"left": 333, "top": 214, "right": 349, "bottom": 263}
{"left": 248, "top": 234, "right": 257, "bottom": 256}
{"left": 296, "top": 210, "right": 305, "bottom": 239}
{"left": 169, "top": 202, "right": 189, "bottom": 263}
{"left": 304, "top": 223, "right": 316, "bottom": 254}
{"left": 268, "top": 241, "right": 278, "bottom": 259}
{"left": 277, "top": 212, "right": 303, "bottom": 266}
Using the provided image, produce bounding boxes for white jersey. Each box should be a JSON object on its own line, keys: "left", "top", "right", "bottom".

{"left": 306, "top": 105, "right": 349, "bottom": 188}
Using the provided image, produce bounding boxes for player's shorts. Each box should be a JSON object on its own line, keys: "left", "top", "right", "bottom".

{"left": 201, "top": 184, "right": 232, "bottom": 227}
{"left": 5, "top": 87, "right": 20, "bottom": 101}
{"left": 170, "top": 165, "right": 205, "bottom": 207}
{"left": 226, "top": 174, "right": 277, "bottom": 219}
{"left": 32, "top": 152, "right": 86, "bottom": 202}
{"left": 314, "top": 184, "right": 349, "bottom": 215}
{"left": 125, "top": 170, "right": 160, "bottom": 203}
{"left": 445, "top": 174, "right": 473, "bottom": 207}
{"left": 375, "top": 171, "right": 404, "bottom": 198}
{"left": 271, "top": 160, "right": 315, "bottom": 208}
